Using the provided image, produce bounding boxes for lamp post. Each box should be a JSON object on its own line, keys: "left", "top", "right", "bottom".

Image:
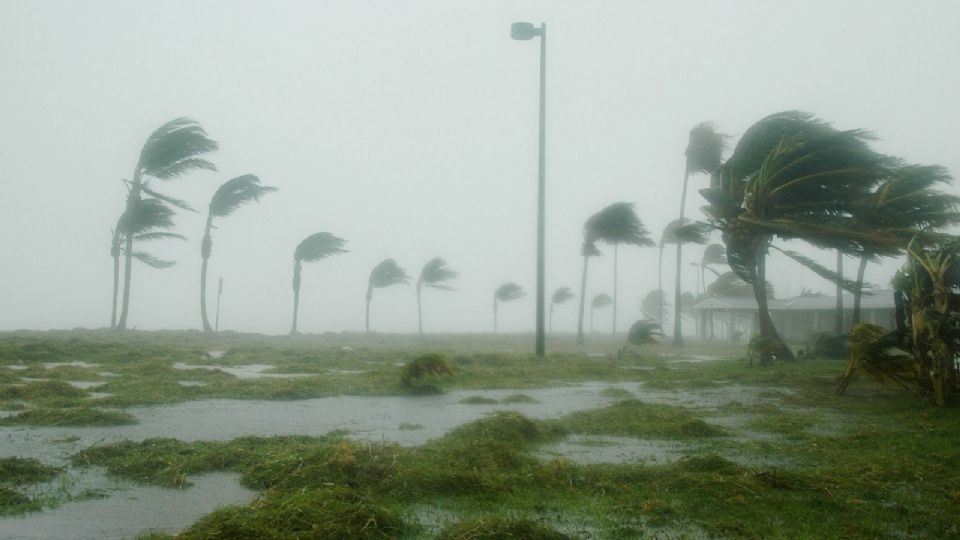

{"left": 511, "top": 21, "right": 547, "bottom": 358}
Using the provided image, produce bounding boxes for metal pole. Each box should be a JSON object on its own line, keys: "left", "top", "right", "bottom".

{"left": 535, "top": 22, "right": 546, "bottom": 358}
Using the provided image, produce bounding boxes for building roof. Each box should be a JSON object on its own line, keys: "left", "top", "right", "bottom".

{"left": 693, "top": 290, "right": 895, "bottom": 312}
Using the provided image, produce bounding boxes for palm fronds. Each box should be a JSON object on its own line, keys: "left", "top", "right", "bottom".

{"left": 295, "top": 233, "right": 348, "bottom": 264}
{"left": 625, "top": 319, "right": 663, "bottom": 346}
{"left": 551, "top": 286, "right": 575, "bottom": 305}
{"left": 210, "top": 175, "right": 278, "bottom": 218}
{"left": 685, "top": 122, "right": 727, "bottom": 175}
{"left": 586, "top": 202, "right": 654, "bottom": 247}
{"left": 701, "top": 243, "right": 727, "bottom": 272}
{"left": 135, "top": 232, "right": 186, "bottom": 242}
{"left": 591, "top": 293, "right": 613, "bottom": 309}
{"left": 641, "top": 289, "right": 669, "bottom": 321}
{"left": 118, "top": 198, "right": 177, "bottom": 236}
{"left": 131, "top": 251, "right": 176, "bottom": 269}
{"left": 706, "top": 272, "right": 771, "bottom": 298}
{"left": 581, "top": 240, "right": 601, "bottom": 257}
{"left": 419, "top": 257, "right": 458, "bottom": 290}
{"left": 140, "top": 186, "right": 196, "bottom": 212}
{"left": 136, "top": 117, "right": 218, "bottom": 182}
{"left": 770, "top": 246, "right": 866, "bottom": 293}
{"left": 369, "top": 259, "right": 410, "bottom": 289}
{"left": 495, "top": 283, "right": 525, "bottom": 302}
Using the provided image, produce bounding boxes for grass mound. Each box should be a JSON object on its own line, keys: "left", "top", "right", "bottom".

{"left": 459, "top": 396, "right": 499, "bottom": 405}
{"left": 0, "top": 380, "right": 88, "bottom": 404}
{"left": 436, "top": 516, "right": 571, "bottom": 539}
{"left": 0, "top": 486, "right": 33, "bottom": 515}
{"left": 0, "top": 407, "right": 136, "bottom": 427}
{"left": 178, "top": 487, "right": 407, "bottom": 540}
{"left": 0, "top": 457, "right": 61, "bottom": 485}
{"left": 500, "top": 394, "right": 538, "bottom": 404}
{"left": 401, "top": 353, "right": 455, "bottom": 394}
{"left": 559, "top": 399, "right": 724, "bottom": 439}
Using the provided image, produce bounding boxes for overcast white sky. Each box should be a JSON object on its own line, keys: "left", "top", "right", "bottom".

{"left": 2, "top": 0, "right": 959, "bottom": 335}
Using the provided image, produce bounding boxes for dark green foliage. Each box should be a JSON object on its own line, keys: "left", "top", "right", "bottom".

{"left": 294, "top": 233, "right": 348, "bottom": 264}
{"left": 585, "top": 202, "right": 654, "bottom": 247}
{"left": 208, "top": 175, "right": 277, "bottom": 217}
{"left": 0, "top": 487, "right": 33, "bottom": 514}
{"left": 0, "top": 457, "right": 61, "bottom": 485}
{"left": 495, "top": 283, "right": 525, "bottom": 303}
{"left": 436, "top": 516, "right": 571, "bottom": 540}
{"left": 810, "top": 332, "right": 852, "bottom": 359}
{"left": 591, "top": 293, "right": 612, "bottom": 309}
{"left": 685, "top": 122, "right": 727, "bottom": 175}
{"left": 419, "top": 257, "right": 458, "bottom": 290}
{"left": 135, "top": 117, "right": 218, "bottom": 181}
{"left": 624, "top": 319, "right": 662, "bottom": 346}
{"left": 550, "top": 287, "right": 574, "bottom": 305}
{"left": 368, "top": 259, "right": 409, "bottom": 289}
{"left": 400, "top": 353, "right": 455, "bottom": 393}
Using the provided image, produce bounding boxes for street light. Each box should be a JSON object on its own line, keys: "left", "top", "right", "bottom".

{"left": 511, "top": 21, "right": 547, "bottom": 358}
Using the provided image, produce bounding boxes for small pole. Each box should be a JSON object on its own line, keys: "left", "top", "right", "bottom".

{"left": 215, "top": 278, "right": 223, "bottom": 333}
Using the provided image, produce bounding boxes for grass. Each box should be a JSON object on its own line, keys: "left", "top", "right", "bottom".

{"left": 3, "top": 331, "right": 960, "bottom": 537}
{"left": 0, "top": 457, "right": 61, "bottom": 516}
{"left": 0, "top": 407, "right": 136, "bottom": 426}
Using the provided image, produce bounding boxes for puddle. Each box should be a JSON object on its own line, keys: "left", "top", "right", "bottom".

{"left": 538, "top": 435, "right": 695, "bottom": 465}
{"left": 177, "top": 381, "right": 209, "bottom": 387}
{"left": 87, "top": 392, "right": 113, "bottom": 400}
{"left": 5, "top": 365, "right": 29, "bottom": 371}
{"left": 172, "top": 362, "right": 311, "bottom": 380}
{"left": 66, "top": 381, "right": 106, "bottom": 390}
{"left": 98, "top": 372, "right": 121, "bottom": 378}
{"left": 327, "top": 369, "right": 368, "bottom": 375}
{"left": 1, "top": 471, "right": 256, "bottom": 540}
{"left": 18, "top": 378, "right": 51, "bottom": 383}
{"left": 661, "top": 354, "right": 729, "bottom": 364}
{"left": 43, "top": 362, "right": 101, "bottom": 370}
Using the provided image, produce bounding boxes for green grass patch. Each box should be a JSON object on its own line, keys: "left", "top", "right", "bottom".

{"left": 558, "top": 399, "right": 725, "bottom": 439}
{"left": 436, "top": 516, "right": 571, "bottom": 539}
{"left": 0, "top": 457, "right": 61, "bottom": 485}
{"left": 0, "top": 407, "right": 136, "bottom": 427}
{"left": 600, "top": 387, "right": 633, "bottom": 399}
{"left": 459, "top": 396, "right": 499, "bottom": 405}
{"left": 501, "top": 393, "right": 538, "bottom": 404}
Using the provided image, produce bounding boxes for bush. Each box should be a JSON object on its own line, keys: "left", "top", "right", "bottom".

{"left": 400, "top": 353, "right": 455, "bottom": 394}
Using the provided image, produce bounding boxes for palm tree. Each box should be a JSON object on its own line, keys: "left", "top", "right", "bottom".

{"left": 700, "top": 111, "right": 885, "bottom": 361}
{"left": 590, "top": 293, "right": 613, "bottom": 333}
{"left": 701, "top": 244, "right": 727, "bottom": 286}
{"left": 674, "top": 123, "right": 727, "bottom": 346}
{"left": 367, "top": 259, "right": 410, "bottom": 333}
{"left": 494, "top": 282, "right": 525, "bottom": 333}
{"left": 576, "top": 239, "right": 601, "bottom": 345}
{"left": 200, "top": 175, "right": 277, "bottom": 332}
{"left": 115, "top": 118, "right": 218, "bottom": 330}
{"left": 110, "top": 198, "right": 185, "bottom": 327}
{"left": 659, "top": 218, "right": 710, "bottom": 337}
{"left": 549, "top": 286, "right": 575, "bottom": 332}
{"left": 641, "top": 289, "right": 668, "bottom": 323}
{"left": 585, "top": 202, "right": 654, "bottom": 335}
{"left": 848, "top": 163, "right": 960, "bottom": 325}
{"left": 416, "top": 257, "right": 458, "bottom": 335}
{"left": 290, "top": 232, "right": 347, "bottom": 334}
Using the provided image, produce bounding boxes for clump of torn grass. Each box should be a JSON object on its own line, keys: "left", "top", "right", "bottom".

{"left": 459, "top": 396, "right": 499, "bottom": 405}
{"left": 0, "top": 457, "right": 61, "bottom": 485}
{"left": 399, "top": 422, "right": 424, "bottom": 430}
{"left": 401, "top": 353, "right": 455, "bottom": 394}
{"left": 0, "top": 407, "right": 136, "bottom": 427}
{"left": 600, "top": 387, "right": 633, "bottom": 399}
{"left": 559, "top": 399, "right": 724, "bottom": 439}
{"left": 436, "top": 516, "right": 571, "bottom": 539}
{"left": 500, "top": 393, "right": 538, "bottom": 404}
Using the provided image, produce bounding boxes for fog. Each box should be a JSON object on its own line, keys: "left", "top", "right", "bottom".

{"left": 2, "top": 0, "right": 959, "bottom": 335}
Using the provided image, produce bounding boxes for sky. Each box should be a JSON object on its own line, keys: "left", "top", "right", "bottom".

{"left": 1, "top": 0, "right": 959, "bottom": 335}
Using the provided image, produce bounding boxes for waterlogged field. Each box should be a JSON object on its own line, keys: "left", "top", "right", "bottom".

{"left": 0, "top": 330, "right": 958, "bottom": 539}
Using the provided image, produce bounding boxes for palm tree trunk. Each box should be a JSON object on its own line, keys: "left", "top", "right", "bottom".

{"left": 116, "top": 183, "right": 141, "bottom": 330}
{"left": 416, "top": 281, "right": 423, "bottom": 336}
{"left": 494, "top": 298, "right": 499, "bottom": 334}
{"left": 852, "top": 254, "right": 869, "bottom": 326}
{"left": 658, "top": 245, "right": 664, "bottom": 326}
{"left": 673, "top": 240, "right": 684, "bottom": 347}
{"left": 754, "top": 249, "right": 795, "bottom": 362}
{"left": 290, "top": 260, "right": 302, "bottom": 335}
{"left": 590, "top": 305, "right": 594, "bottom": 333}
{"left": 200, "top": 214, "right": 214, "bottom": 333}
{"left": 612, "top": 244, "right": 618, "bottom": 335}
{"left": 110, "top": 233, "right": 121, "bottom": 329}
{"left": 366, "top": 287, "right": 373, "bottom": 334}
{"left": 576, "top": 255, "right": 589, "bottom": 345}
{"left": 835, "top": 250, "right": 844, "bottom": 334}
{"left": 549, "top": 303, "right": 554, "bottom": 333}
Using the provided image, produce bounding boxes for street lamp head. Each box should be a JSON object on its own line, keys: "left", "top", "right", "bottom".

{"left": 511, "top": 22, "right": 540, "bottom": 40}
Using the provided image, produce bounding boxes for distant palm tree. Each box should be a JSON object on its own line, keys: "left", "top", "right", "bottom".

{"left": 116, "top": 118, "right": 218, "bottom": 330}
{"left": 576, "top": 235, "right": 602, "bottom": 345}
{"left": 590, "top": 293, "right": 613, "bottom": 333}
{"left": 110, "top": 198, "right": 185, "bottom": 327}
{"left": 290, "top": 232, "right": 347, "bottom": 334}
{"left": 659, "top": 218, "right": 709, "bottom": 335}
{"left": 641, "top": 289, "right": 668, "bottom": 323}
{"left": 494, "top": 282, "right": 525, "bottom": 333}
{"left": 701, "top": 244, "right": 727, "bottom": 283}
{"left": 585, "top": 202, "right": 654, "bottom": 335}
{"left": 416, "top": 257, "right": 458, "bottom": 335}
{"left": 549, "top": 286, "right": 575, "bottom": 332}
{"left": 367, "top": 259, "right": 410, "bottom": 333}
{"left": 200, "top": 175, "right": 277, "bottom": 332}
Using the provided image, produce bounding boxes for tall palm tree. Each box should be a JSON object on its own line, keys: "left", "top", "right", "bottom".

{"left": 576, "top": 239, "right": 601, "bottom": 345}
{"left": 110, "top": 198, "right": 185, "bottom": 327}
{"left": 200, "top": 175, "right": 277, "bottom": 332}
{"left": 494, "top": 282, "right": 525, "bottom": 333}
{"left": 549, "top": 286, "right": 575, "bottom": 332}
{"left": 116, "top": 118, "right": 218, "bottom": 330}
{"left": 674, "top": 123, "right": 727, "bottom": 346}
{"left": 585, "top": 202, "right": 654, "bottom": 335}
{"left": 367, "top": 259, "right": 410, "bottom": 333}
{"left": 590, "top": 293, "right": 613, "bottom": 333}
{"left": 700, "top": 111, "right": 885, "bottom": 361}
{"left": 416, "top": 257, "right": 458, "bottom": 335}
{"left": 290, "top": 232, "right": 347, "bottom": 334}
{"left": 659, "top": 218, "right": 710, "bottom": 336}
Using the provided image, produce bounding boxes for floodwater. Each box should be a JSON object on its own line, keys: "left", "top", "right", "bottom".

{"left": 0, "top": 378, "right": 798, "bottom": 539}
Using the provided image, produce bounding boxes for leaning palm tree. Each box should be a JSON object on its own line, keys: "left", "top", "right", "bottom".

{"left": 590, "top": 293, "right": 613, "bottom": 333}
{"left": 549, "top": 286, "right": 575, "bottom": 332}
{"left": 674, "top": 123, "right": 726, "bottom": 346}
{"left": 416, "top": 257, "right": 458, "bottom": 335}
{"left": 290, "top": 232, "right": 347, "bottom": 334}
{"left": 366, "top": 259, "right": 410, "bottom": 333}
{"left": 586, "top": 202, "right": 654, "bottom": 335}
{"left": 110, "top": 198, "right": 185, "bottom": 327}
{"left": 200, "top": 175, "right": 277, "bottom": 332}
{"left": 494, "top": 282, "right": 525, "bottom": 333}
{"left": 116, "top": 118, "right": 218, "bottom": 330}
{"left": 659, "top": 218, "right": 710, "bottom": 340}
{"left": 576, "top": 239, "right": 601, "bottom": 345}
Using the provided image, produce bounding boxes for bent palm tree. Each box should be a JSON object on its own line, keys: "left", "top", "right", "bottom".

{"left": 416, "top": 257, "right": 458, "bottom": 335}
{"left": 290, "top": 232, "right": 347, "bottom": 334}
{"left": 590, "top": 293, "right": 613, "bottom": 333}
{"left": 576, "top": 239, "right": 601, "bottom": 345}
{"left": 674, "top": 123, "right": 726, "bottom": 346}
{"left": 110, "top": 198, "right": 185, "bottom": 327}
{"left": 549, "top": 286, "right": 575, "bottom": 332}
{"left": 367, "top": 259, "right": 410, "bottom": 333}
{"left": 200, "top": 175, "right": 277, "bottom": 332}
{"left": 659, "top": 218, "right": 710, "bottom": 337}
{"left": 494, "top": 282, "right": 525, "bottom": 333}
{"left": 116, "top": 118, "right": 218, "bottom": 330}
{"left": 586, "top": 202, "right": 654, "bottom": 335}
